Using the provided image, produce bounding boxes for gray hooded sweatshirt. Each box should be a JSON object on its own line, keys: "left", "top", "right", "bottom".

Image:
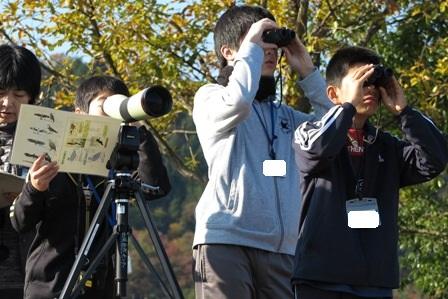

{"left": 193, "top": 41, "right": 332, "bottom": 255}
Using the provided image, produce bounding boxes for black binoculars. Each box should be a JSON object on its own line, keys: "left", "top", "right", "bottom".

{"left": 262, "top": 28, "right": 296, "bottom": 47}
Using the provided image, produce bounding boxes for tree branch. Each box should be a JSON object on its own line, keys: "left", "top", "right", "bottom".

{"left": 84, "top": 0, "right": 121, "bottom": 79}
{"left": 166, "top": 19, "right": 215, "bottom": 82}
{"left": 359, "top": 8, "right": 388, "bottom": 47}
{"left": 296, "top": 0, "right": 309, "bottom": 40}
{"left": 144, "top": 121, "right": 207, "bottom": 185}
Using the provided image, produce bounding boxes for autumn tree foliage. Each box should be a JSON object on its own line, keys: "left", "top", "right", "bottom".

{"left": 1, "top": 0, "right": 447, "bottom": 298}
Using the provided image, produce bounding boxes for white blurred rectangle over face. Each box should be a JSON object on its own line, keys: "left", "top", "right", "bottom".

{"left": 347, "top": 210, "right": 380, "bottom": 228}
{"left": 263, "top": 160, "right": 286, "bottom": 177}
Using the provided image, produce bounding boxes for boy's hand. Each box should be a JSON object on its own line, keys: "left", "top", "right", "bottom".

{"left": 283, "top": 37, "right": 315, "bottom": 78}
{"left": 29, "top": 154, "right": 59, "bottom": 192}
{"left": 243, "top": 18, "right": 279, "bottom": 50}
{"left": 379, "top": 77, "right": 407, "bottom": 115}
{"left": 339, "top": 64, "right": 375, "bottom": 107}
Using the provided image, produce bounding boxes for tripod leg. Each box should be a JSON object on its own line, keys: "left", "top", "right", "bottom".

{"left": 129, "top": 232, "right": 173, "bottom": 298}
{"left": 59, "top": 181, "right": 115, "bottom": 299}
{"left": 70, "top": 232, "right": 118, "bottom": 299}
{"left": 115, "top": 198, "right": 130, "bottom": 297}
{"left": 135, "top": 191, "right": 184, "bottom": 299}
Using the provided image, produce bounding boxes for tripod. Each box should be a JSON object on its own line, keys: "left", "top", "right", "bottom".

{"left": 59, "top": 125, "right": 184, "bottom": 299}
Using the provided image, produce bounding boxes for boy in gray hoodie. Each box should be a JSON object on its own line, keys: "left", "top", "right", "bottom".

{"left": 192, "top": 5, "right": 332, "bottom": 299}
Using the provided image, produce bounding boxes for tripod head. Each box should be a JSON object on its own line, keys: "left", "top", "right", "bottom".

{"left": 105, "top": 123, "right": 142, "bottom": 297}
{"left": 107, "top": 124, "right": 140, "bottom": 172}
{"left": 107, "top": 123, "right": 161, "bottom": 196}
{"left": 107, "top": 124, "right": 164, "bottom": 198}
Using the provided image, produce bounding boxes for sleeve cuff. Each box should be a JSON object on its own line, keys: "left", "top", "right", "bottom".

{"left": 235, "top": 41, "right": 264, "bottom": 65}
{"left": 398, "top": 105, "right": 412, "bottom": 117}
{"left": 297, "top": 68, "right": 327, "bottom": 96}
{"left": 25, "top": 181, "right": 46, "bottom": 195}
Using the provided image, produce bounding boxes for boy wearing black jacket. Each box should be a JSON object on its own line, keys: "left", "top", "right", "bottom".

{"left": 10, "top": 76, "right": 170, "bottom": 299}
{"left": 292, "top": 46, "right": 448, "bottom": 299}
{"left": 0, "top": 43, "right": 41, "bottom": 299}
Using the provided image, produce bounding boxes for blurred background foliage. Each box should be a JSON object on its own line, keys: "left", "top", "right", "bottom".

{"left": 1, "top": 0, "right": 447, "bottom": 298}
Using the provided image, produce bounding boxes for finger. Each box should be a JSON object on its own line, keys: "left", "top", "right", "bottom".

{"left": 31, "top": 162, "right": 58, "bottom": 180}
{"left": 29, "top": 155, "right": 46, "bottom": 172}
{"left": 245, "top": 19, "right": 278, "bottom": 47}
{"left": 352, "top": 64, "right": 372, "bottom": 77}
{"left": 33, "top": 160, "right": 57, "bottom": 173}
{"left": 391, "top": 76, "right": 400, "bottom": 89}
{"left": 32, "top": 166, "right": 58, "bottom": 191}
{"left": 353, "top": 64, "right": 374, "bottom": 80}
{"left": 259, "top": 18, "right": 278, "bottom": 28}
{"left": 382, "top": 76, "right": 399, "bottom": 98}
{"left": 38, "top": 168, "right": 59, "bottom": 184}
{"left": 257, "top": 19, "right": 278, "bottom": 37}
{"left": 282, "top": 47, "right": 293, "bottom": 59}
{"left": 48, "top": 169, "right": 59, "bottom": 181}
{"left": 252, "top": 18, "right": 277, "bottom": 34}
{"left": 359, "top": 67, "right": 375, "bottom": 82}
{"left": 33, "top": 167, "right": 58, "bottom": 182}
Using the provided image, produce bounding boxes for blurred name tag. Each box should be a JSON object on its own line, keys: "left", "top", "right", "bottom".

{"left": 0, "top": 172, "right": 25, "bottom": 208}
{"left": 346, "top": 197, "right": 380, "bottom": 229}
{"left": 263, "top": 160, "right": 286, "bottom": 177}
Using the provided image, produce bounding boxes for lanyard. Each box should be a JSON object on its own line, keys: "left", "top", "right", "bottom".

{"left": 354, "top": 156, "right": 366, "bottom": 199}
{"left": 85, "top": 176, "right": 116, "bottom": 226}
{"left": 253, "top": 101, "right": 278, "bottom": 159}
{"left": 347, "top": 129, "right": 366, "bottom": 199}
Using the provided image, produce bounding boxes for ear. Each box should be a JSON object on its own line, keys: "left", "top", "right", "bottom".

{"left": 74, "top": 107, "right": 85, "bottom": 115}
{"left": 220, "top": 45, "right": 237, "bottom": 62}
{"left": 326, "top": 85, "right": 341, "bottom": 105}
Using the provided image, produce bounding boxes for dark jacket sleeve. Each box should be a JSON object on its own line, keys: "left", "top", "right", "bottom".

{"left": 134, "top": 126, "right": 171, "bottom": 200}
{"left": 293, "top": 103, "right": 356, "bottom": 174}
{"left": 10, "top": 181, "right": 47, "bottom": 233}
{"left": 396, "top": 106, "right": 448, "bottom": 186}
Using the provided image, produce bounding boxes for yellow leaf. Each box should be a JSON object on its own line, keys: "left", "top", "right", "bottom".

{"left": 172, "top": 14, "right": 187, "bottom": 28}
{"left": 411, "top": 7, "right": 421, "bottom": 16}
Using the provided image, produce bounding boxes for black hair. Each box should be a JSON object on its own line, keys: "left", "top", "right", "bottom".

{"left": 0, "top": 44, "right": 41, "bottom": 103}
{"left": 75, "top": 76, "right": 130, "bottom": 113}
{"left": 214, "top": 5, "right": 275, "bottom": 68}
{"left": 326, "top": 46, "right": 382, "bottom": 87}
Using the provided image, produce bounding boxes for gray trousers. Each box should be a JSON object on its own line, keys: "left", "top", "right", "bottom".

{"left": 193, "top": 244, "right": 294, "bottom": 299}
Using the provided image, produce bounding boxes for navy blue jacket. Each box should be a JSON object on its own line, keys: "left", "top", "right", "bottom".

{"left": 292, "top": 103, "right": 448, "bottom": 289}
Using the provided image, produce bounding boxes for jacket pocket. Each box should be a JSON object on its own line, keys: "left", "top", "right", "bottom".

{"left": 26, "top": 238, "right": 49, "bottom": 283}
